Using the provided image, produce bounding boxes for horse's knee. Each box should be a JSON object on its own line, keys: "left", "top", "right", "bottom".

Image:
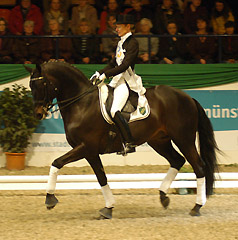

{"left": 52, "top": 160, "right": 63, "bottom": 169}
{"left": 170, "top": 156, "right": 186, "bottom": 171}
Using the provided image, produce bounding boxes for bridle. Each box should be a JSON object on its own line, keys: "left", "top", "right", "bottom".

{"left": 30, "top": 74, "right": 97, "bottom": 113}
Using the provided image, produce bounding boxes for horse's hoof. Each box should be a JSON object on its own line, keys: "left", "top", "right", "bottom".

{"left": 189, "top": 204, "right": 202, "bottom": 216}
{"left": 45, "top": 193, "right": 58, "bottom": 210}
{"left": 160, "top": 191, "right": 170, "bottom": 209}
{"left": 99, "top": 207, "right": 113, "bottom": 219}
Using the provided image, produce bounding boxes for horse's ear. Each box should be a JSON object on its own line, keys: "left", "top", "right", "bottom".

{"left": 24, "top": 65, "right": 33, "bottom": 74}
{"left": 36, "top": 63, "right": 42, "bottom": 74}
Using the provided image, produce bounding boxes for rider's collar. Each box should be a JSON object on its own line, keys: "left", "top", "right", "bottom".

{"left": 120, "top": 32, "right": 132, "bottom": 44}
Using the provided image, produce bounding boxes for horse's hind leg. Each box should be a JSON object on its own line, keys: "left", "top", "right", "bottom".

{"left": 177, "top": 144, "right": 206, "bottom": 216}
{"left": 148, "top": 140, "right": 186, "bottom": 209}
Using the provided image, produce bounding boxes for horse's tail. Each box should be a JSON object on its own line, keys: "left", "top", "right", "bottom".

{"left": 193, "top": 98, "right": 219, "bottom": 196}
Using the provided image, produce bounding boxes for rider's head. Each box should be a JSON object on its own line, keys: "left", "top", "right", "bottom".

{"left": 115, "top": 15, "right": 134, "bottom": 37}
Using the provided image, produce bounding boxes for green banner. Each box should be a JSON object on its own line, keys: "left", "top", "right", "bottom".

{"left": 0, "top": 64, "right": 238, "bottom": 89}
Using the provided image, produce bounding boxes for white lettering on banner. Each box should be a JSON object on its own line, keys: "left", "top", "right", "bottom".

{"left": 205, "top": 105, "right": 238, "bottom": 119}
{"left": 45, "top": 106, "right": 62, "bottom": 119}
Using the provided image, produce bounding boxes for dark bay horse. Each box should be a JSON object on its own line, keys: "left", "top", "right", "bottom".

{"left": 25, "top": 61, "right": 219, "bottom": 218}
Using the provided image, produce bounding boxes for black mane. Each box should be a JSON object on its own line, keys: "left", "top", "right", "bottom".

{"left": 41, "top": 60, "right": 90, "bottom": 84}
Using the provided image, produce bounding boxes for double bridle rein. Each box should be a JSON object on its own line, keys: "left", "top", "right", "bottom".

{"left": 30, "top": 75, "right": 96, "bottom": 113}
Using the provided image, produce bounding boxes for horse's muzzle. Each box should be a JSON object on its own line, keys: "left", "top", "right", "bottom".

{"left": 35, "top": 106, "right": 47, "bottom": 120}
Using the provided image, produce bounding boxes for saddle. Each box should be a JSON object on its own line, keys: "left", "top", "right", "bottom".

{"left": 98, "top": 83, "right": 150, "bottom": 124}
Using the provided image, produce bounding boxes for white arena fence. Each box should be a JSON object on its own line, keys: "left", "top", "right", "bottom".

{"left": 0, "top": 173, "right": 237, "bottom": 191}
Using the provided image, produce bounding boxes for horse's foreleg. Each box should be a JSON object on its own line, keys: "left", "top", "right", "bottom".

{"left": 87, "top": 156, "right": 115, "bottom": 219}
{"left": 45, "top": 143, "right": 87, "bottom": 210}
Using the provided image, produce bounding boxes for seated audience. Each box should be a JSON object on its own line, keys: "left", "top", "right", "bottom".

{"left": 135, "top": 18, "right": 159, "bottom": 63}
{"left": 188, "top": 17, "right": 217, "bottom": 64}
{"left": 125, "top": 0, "right": 152, "bottom": 32}
{"left": 8, "top": 0, "right": 43, "bottom": 35}
{"left": 153, "top": 0, "right": 183, "bottom": 34}
{"left": 0, "top": 17, "right": 14, "bottom": 63}
{"left": 98, "top": 0, "right": 121, "bottom": 34}
{"left": 41, "top": 18, "right": 73, "bottom": 62}
{"left": 211, "top": 0, "right": 235, "bottom": 35}
{"left": 13, "top": 20, "right": 40, "bottom": 64}
{"left": 158, "top": 21, "right": 187, "bottom": 64}
{"left": 183, "top": 0, "right": 208, "bottom": 34}
{"left": 43, "top": 0, "right": 69, "bottom": 34}
{"left": 221, "top": 21, "right": 238, "bottom": 63}
{"left": 72, "top": 18, "right": 100, "bottom": 64}
{"left": 71, "top": 0, "right": 98, "bottom": 34}
{"left": 101, "top": 14, "right": 118, "bottom": 64}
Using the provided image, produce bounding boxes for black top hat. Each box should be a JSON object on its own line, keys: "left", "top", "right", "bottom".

{"left": 115, "top": 15, "right": 134, "bottom": 24}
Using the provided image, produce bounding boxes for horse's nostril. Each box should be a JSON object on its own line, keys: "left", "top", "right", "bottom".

{"left": 36, "top": 113, "right": 43, "bottom": 120}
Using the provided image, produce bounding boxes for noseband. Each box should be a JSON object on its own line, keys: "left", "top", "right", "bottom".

{"left": 30, "top": 75, "right": 56, "bottom": 113}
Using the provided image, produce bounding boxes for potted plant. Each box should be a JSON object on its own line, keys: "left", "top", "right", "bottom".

{"left": 0, "top": 84, "right": 39, "bottom": 170}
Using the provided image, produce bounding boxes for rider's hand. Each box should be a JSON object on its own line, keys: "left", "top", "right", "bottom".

{"left": 99, "top": 73, "right": 106, "bottom": 81}
{"left": 90, "top": 71, "right": 100, "bottom": 80}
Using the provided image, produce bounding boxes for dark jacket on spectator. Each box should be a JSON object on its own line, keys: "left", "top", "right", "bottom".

{"left": 221, "top": 36, "right": 238, "bottom": 61}
{"left": 41, "top": 33, "right": 73, "bottom": 63}
{"left": 13, "top": 36, "right": 40, "bottom": 63}
{"left": 183, "top": 5, "right": 208, "bottom": 34}
{"left": 0, "top": 31, "right": 14, "bottom": 63}
{"left": 158, "top": 34, "right": 188, "bottom": 61}
{"left": 72, "top": 36, "right": 100, "bottom": 64}
{"left": 153, "top": 5, "right": 183, "bottom": 34}
{"left": 188, "top": 35, "right": 216, "bottom": 62}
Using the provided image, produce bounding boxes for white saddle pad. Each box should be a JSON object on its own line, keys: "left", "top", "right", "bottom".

{"left": 98, "top": 84, "right": 150, "bottom": 124}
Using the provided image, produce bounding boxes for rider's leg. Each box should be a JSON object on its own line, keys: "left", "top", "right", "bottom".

{"left": 111, "top": 82, "right": 135, "bottom": 154}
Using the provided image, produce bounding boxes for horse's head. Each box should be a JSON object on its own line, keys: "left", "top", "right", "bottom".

{"left": 25, "top": 64, "right": 56, "bottom": 120}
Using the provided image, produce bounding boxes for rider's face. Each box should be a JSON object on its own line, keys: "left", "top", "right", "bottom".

{"left": 116, "top": 24, "right": 131, "bottom": 37}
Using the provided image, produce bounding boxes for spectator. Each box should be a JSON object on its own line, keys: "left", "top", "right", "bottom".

{"left": 153, "top": 0, "right": 183, "bottom": 34}
{"left": 211, "top": 0, "right": 234, "bottom": 35}
{"left": 71, "top": 0, "right": 98, "bottom": 34}
{"left": 101, "top": 14, "right": 119, "bottom": 63}
{"left": 135, "top": 18, "right": 158, "bottom": 63}
{"left": 43, "top": 0, "right": 69, "bottom": 34}
{"left": 0, "top": 17, "right": 14, "bottom": 63}
{"left": 188, "top": 17, "right": 216, "bottom": 64}
{"left": 72, "top": 18, "right": 100, "bottom": 64}
{"left": 41, "top": 18, "right": 73, "bottom": 63}
{"left": 8, "top": 0, "right": 43, "bottom": 35}
{"left": 98, "top": 0, "right": 121, "bottom": 34}
{"left": 221, "top": 21, "right": 238, "bottom": 63}
{"left": 43, "top": 0, "right": 72, "bottom": 13}
{"left": 158, "top": 21, "right": 187, "bottom": 64}
{"left": 13, "top": 20, "right": 40, "bottom": 64}
{"left": 183, "top": 0, "right": 208, "bottom": 34}
{"left": 125, "top": 0, "right": 152, "bottom": 32}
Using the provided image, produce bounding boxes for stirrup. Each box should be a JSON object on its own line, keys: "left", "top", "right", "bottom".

{"left": 117, "top": 143, "right": 136, "bottom": 156}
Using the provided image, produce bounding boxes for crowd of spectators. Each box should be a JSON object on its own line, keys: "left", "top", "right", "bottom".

{"left": 0, "top": 0, "right": 238, "bottom": 64}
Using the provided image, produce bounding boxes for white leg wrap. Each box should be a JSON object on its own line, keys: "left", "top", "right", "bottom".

{"left": 101, "top": 184, "right": 115, "bottom": 208}
{"left": 196, "top": 177, "right": 206, "bottom": 206}
{"left": 46, "top": 166, "right": 59, "bottom": 194}
{"left": 159, "top": 167, "right": 178, "bottom": 194}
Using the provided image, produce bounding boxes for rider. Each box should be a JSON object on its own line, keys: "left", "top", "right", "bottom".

{"left": 90, "top": 14, "right": 146, "bottom": 155}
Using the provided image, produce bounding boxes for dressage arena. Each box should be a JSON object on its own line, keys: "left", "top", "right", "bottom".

{"left": 0, "top": 165, "right": 237, "bottom": 240}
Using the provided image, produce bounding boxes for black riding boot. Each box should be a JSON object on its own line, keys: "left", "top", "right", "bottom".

{"left": 113, "top": 111, "right": 136, "bottom": 155}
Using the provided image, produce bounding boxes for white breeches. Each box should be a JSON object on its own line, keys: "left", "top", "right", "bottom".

{"left": 110, "top": 81, "right": 129, "bottom": 118}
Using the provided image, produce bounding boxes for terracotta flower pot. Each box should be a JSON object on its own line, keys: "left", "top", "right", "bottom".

{"left": 5, "top": 152, "right": 26, "bottom": 170}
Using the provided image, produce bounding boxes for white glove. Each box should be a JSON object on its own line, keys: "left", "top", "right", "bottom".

{"left": 90, "top": 71, "right": 100, "bottom": 80}
{"left": 99, "top": 73, "right": 106, "bottom": 81}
